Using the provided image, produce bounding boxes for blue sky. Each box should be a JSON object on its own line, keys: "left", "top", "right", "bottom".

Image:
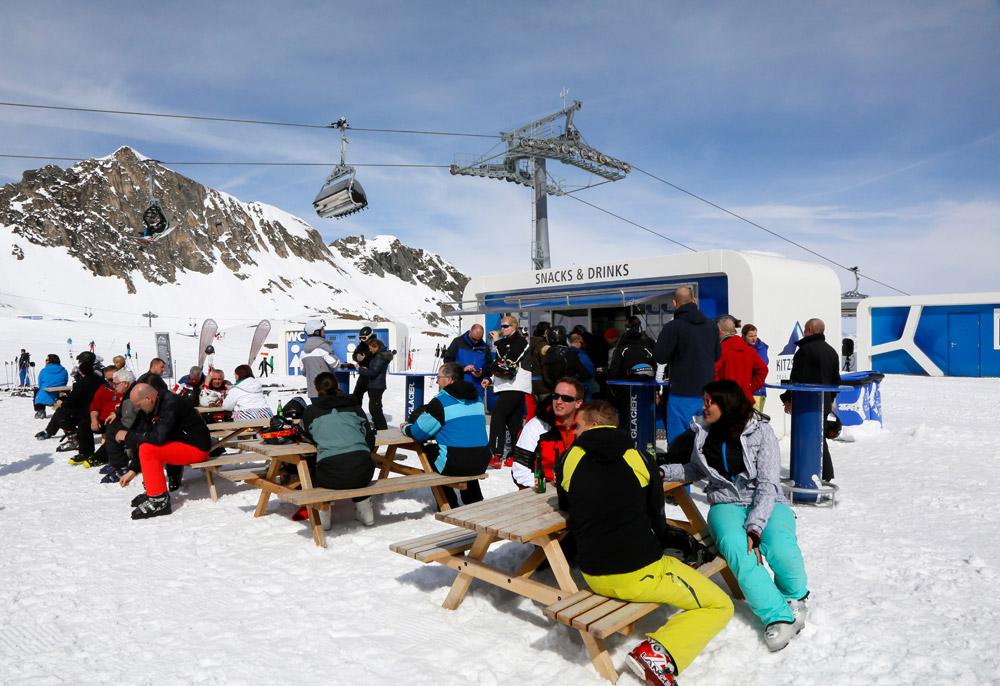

{"left": 2, "top": 0, "right": 998, "bottom": 296}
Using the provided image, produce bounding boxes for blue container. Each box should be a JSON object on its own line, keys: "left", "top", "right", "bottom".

{"left": 836, "top": 372, "right": 884, "bottom": 426}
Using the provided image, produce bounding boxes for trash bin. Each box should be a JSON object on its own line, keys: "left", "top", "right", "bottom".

{"left": 836, "top": 371, "right": 885, "bottom": 426}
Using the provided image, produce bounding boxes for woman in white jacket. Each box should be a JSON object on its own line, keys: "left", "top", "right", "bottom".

{"left": 222, "top": 365, "right": 274, "bottom": 420}
{"left": 482, "top": 316, "right": 532, "bottom": 468}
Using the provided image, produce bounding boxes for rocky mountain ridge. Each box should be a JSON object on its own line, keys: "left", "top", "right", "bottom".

{"left": 0, "top": 147, "right": 468, "bottom": 328}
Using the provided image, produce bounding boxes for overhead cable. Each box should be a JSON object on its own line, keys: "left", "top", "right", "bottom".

{"left": 631, "top": 165, "right": 909, "bottom": 295}
{"left": 0, "top": 101, "right": 501, "bottom": 138}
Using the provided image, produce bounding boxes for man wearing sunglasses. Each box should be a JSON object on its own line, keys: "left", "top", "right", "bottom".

{"left": 510, "top": 377, "right": 585, "bottom": 489}
{"left": 443, "top": 324, "right": 493, "bottom": 398}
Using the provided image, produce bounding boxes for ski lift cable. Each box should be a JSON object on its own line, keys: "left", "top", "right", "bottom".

{"left": 563, "top": 194, "right": 697, "bottom": 252}
{"left": 630, "top": 165, "right": 910, "bottom": 295}
{"left": 0, "top": 154, "right": 449, "bottom": 167}
{"left": 0, "top": 101, "right": 501, "bottom": 138}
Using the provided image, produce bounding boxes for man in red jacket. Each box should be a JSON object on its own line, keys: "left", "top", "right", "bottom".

{"left": 714, "top": 315, "right": 768, "bottom": 403}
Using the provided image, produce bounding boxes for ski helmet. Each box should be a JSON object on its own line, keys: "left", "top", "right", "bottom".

{"left": 625, "top": 321, "right": 643, "bottom": 339}
{"left": 304, "top": 319, "right": 326, "bottom": 336}
{"left": 76, "top": 351, "right": 96, "bottom": 366}
{"left": 358, "top": 325, "right": 373, "bottom": 339}
{"left": 204, "top": 344, "right": 215, "bottom": 355}
{"left": 546, "top": 325, "right": 567, "bottom": 346}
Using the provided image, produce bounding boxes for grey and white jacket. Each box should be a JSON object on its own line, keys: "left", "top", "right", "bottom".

{"left": 661, "top": 412, "right": 787, "bottom": 535}
{"left": 300, "top": 335, "right": 342, "bottom": 398}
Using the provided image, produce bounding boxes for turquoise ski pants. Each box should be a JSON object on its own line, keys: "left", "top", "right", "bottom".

{"left": 708, "top": 502, "right": 807, "bottom": 626}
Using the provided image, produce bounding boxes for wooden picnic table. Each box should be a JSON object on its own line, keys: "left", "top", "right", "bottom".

{"left": 195, "top": 405, "right": 228, "bottom": 414}
{"left": 231, "top": 428, "right": 470, "bottom": 546}
{"left": 44, "top": 386, "right": 72, "bottom": 393}
{"left": 391, "top": 482, "right": 743, "bottom": 683}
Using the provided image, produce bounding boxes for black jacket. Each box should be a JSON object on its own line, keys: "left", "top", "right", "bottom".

{"left": 556, "top": 426, "right": 669, "bottom": 576}
{"left": 493, "top": 332, "right": 530, "bottom": 371}
{"left": 61, "top": 368, "right": 104, "bottom": 414}
{"left": 654, "top": 303, "right": 721, "bottom": 396}
{"left": 780, "top": 333, "right": 841, "bottom": 412}
{"left": 126, "top": 389, "right": 212, "bottom": 470}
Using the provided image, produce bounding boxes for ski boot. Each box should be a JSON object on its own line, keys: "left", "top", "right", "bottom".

{"left": 56, "top": 435, "right": 79, "bottom": 453}
{"left": 789, "top": 593, "right": 809, "bottom": 634}
{"left": 35, "top": 430, "right": 52, "bottom": 440}
{"left": 167, "top": 474, "right": 182, "bottom": 492}
{"left": 626, "top": 639, "right": 677, "bottom": 686}
{"left": 764, "top": 621, "right": 800, "bottom": 652}
{"left": 354, "top": 498, "right": 375, "bottom": 527}
{"left": 131, "top": 493, "right": 171, "bottom": 520}
{"left": 68, "top": 454, "right": 91, "bottom": 466}
{"left": 101, "top": 467, "right": 128, "bottom": 484}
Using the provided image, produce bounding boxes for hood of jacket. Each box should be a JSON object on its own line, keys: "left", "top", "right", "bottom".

{"left": 303, "top": 335, "right": 331, "bottom": 354}
{"left": 721, "top": 334, "right": 749, "bottom": 352}
{"left": 795, "top": 332, "right": 826, "bottom": 348}
{"left": 674, "top": 301, "right": 709, "bottom": 325}
{"left": 232, "top": 377, "right": 264, "bottom": 395}
{"left": 442, "top": 379, "right": 481, "bottom": 402}
{"left": 572, "top": 426, "right": 635, "bottom": 463}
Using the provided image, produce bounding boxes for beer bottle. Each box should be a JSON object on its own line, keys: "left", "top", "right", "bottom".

{"left": 276, "top": 399, "right": 283, "bottom": 416}
{"left": 533, "top": 454, "right": 546, "bottom": 493}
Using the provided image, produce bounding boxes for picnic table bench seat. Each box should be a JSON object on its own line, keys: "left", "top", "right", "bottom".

{"left": 275, "top": 472, "right": 487, "bottom": 547}
{"left": 190, "top": 450, "right": 268, "bottom": 501}
{"left": 390, "top": 530, "right": 481, "bottom": 563}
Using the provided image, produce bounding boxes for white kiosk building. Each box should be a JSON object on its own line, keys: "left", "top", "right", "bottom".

{"left": 453, "top": 249, "right": 842, "bottom": 436}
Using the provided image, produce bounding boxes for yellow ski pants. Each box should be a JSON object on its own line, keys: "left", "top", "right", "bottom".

{"left": 583, "top": 555, "right": 733, "bottom": 673}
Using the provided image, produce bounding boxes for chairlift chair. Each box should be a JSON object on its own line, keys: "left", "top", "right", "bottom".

{"left": 138, "top": 160, "right": 175, "bottom": 241}
{"left": 313, "top": 118, "right": 368, "bottom": 219}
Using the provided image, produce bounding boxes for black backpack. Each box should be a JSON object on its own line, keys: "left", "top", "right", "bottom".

{"left": 543, "top": 345, "right": 583, "bottom": 387}
{"left": 620, "top": 342, "right": 655, "bottom": 381}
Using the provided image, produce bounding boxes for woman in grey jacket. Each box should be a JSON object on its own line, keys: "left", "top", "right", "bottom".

{"left": 661, "top": 379, "right": 809, "bottom": 652}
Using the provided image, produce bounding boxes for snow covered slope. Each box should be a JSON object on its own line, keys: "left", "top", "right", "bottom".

{"left": 0, "top": 148, "right": 466, "bottom": 334}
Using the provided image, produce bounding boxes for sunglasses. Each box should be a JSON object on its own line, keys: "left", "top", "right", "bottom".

{"left": 500, "top": 324, "right": 513, "bottom": 329}
{"left": 553, "top": 393, "right": 580, "bottom": 403}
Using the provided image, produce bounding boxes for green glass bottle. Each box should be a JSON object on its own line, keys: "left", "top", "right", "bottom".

{"left": 276, "top": 399, "right": 283, "bottom": 416}
{"left": 534, "top": 454, "right": 546, "bottom": 493}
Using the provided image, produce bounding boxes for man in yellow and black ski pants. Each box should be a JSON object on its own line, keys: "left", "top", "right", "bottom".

{"left": 557, "top": 400, "right": 732, "bottom": 685}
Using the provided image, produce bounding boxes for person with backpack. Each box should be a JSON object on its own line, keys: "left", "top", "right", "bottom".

{"left": 298, "top": 372, "right": 377, "bottom": 528}
{"left": 541, "top": 325, "right": 589, "bottom": 392}
{"left": 607, "top": 319, "right": 657, "bottom": 421}
{"left": 481, "top": 316, "right": 532, "bottom": 468}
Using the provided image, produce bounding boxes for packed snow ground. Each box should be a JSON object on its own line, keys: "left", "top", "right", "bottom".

{"left": 2, "top": 317, "right": 999, "bottom": 686}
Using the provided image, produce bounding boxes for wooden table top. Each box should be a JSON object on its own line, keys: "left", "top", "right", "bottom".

{"left": 208, "top": 418, "right": 273, "bottom": 431}
{"left": 239, "top": 428, "right": 423, "bottom": 458}
{"left": 195, "top": 405, "right": 227, "bottom": 413}
{"left": 435, "top": 489, "right": 565, "bottom": 544}
{"left": 44, "top": 386, "right": 72, "bottom": 392}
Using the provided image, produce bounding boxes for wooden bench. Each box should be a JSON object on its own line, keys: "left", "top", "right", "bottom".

{"left": 190, "top": 450, "right": 268, "bottom": 501}
{"left": 543, "top": 554, "right": 734, "bottom": 684}
{"left": 275, "top": 472, "right": 487, "bottom": 547}
{"left": 390, "top": 529, "right": 481, "bottom": 563}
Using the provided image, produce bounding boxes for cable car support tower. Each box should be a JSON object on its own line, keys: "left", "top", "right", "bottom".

{"left": 450, "top": 99, "right": 631, "bottom": 269}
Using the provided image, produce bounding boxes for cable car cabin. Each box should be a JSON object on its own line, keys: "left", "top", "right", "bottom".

{"left": 313, "top": 175, "right": 368, "bottom": 219}
{"left": 451, "top": 249, "right": 842, "bottom": 439}
{"left": 141, "top": 204, "right": 170, "bottom": 239}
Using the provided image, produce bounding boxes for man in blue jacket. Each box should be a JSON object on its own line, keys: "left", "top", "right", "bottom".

{"left": 443, "top": 325, "right": 492, "bottom": 397}
{"left": 654, "top": 287, "right": 722, "bottom": 441}
{"left": 401, "top": 362, "right": 491, "bottom": 507}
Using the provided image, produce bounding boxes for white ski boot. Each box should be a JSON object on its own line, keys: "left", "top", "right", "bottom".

{"left": 788, "top": 594, "right": 808, "bottom": 634}
{"left": 354, "top": 498, "right": 375, "bottom": 527}
{"left": 764, "top": 621, "right": 799, "bottom": 652}
{"left": 319, "top": 507, "right": 332, "bottom": 531}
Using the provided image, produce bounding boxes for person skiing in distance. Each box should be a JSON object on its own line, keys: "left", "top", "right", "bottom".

{"left": 126, "top": 342, "right": 132, "bottom": 359}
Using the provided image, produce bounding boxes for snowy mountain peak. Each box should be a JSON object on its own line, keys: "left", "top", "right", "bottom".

{"left": 0, "top": 151, "right": 467, "bottom": 331}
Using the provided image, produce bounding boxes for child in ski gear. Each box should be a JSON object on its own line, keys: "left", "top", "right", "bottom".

{"left": 223, "top": 365, "right": 273, "bottom": 420}
{"left": 353, "top": 337, "right": 391, "bottom": 430}
{"left": 401, "top": 362, "right": 490, "bottom": 508}
{"left": 118, "top": 384, "right": 211, "bottom": 519}
{"left": 557, "top": 400, "right": 732, "bottom": 683}
{"left": 663, "top": 379, "right": 809, "bottom": 652}
{"left": 298, "top": 372, "right": 377, "bottom": 528}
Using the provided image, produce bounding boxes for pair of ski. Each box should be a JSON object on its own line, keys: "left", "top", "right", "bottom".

{"left": 196, "top": 319, "right": 271, "bottom": 373}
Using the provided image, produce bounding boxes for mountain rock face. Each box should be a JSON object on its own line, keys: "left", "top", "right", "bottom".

{"left": 0, "top": 147, "right": 467, "bottom": 328}
{"left": 330, "top": 234, "right": 468, "bottom": 304}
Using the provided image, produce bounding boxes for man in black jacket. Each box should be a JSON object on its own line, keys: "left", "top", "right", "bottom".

{"left": 780, "top": 318, "right": 841, "bottom": 481}
{"left": 118, "top": 384, "right": 212, "bottom": 519}
{"left": 654, "top": 287, "right": 722, "bottom": 441}
{"left": 557, "top": 401, "right": 732, "bottom": 685}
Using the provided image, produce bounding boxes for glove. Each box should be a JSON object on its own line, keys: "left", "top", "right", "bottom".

{"left": 747, "top": 529, "right": 763, "bottom": 565}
